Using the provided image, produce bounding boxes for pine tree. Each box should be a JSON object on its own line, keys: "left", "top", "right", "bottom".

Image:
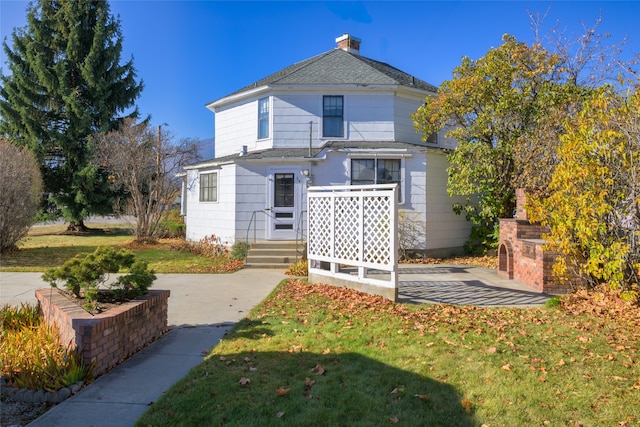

{"left": 0, "top": 0, "right": 143, "bottom": 230}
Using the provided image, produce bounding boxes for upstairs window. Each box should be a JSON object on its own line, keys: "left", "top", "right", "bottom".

{"left": 258, "top": 97, "right": 269, "bottom": 139}
{"left": 199, "top": 172, "right": 218, "bottom": 202}
{"left": 323, "top": 95, "right": 343, "bottom": 137}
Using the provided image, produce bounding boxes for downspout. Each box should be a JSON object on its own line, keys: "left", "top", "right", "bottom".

{"left": 308, "top": 121, "right": 313, "bottom": 158}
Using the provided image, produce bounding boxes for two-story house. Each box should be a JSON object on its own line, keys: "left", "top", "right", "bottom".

{"left": 181, "top": 34, "right": 471, "bottom": 257}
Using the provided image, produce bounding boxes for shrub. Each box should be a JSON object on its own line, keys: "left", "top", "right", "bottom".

{"left": 286, "top": 259, "right": 308, "bottom": 277}
{"left": 230, "top": 241, "right": 249, "bottom": 260}
{"left": 159, "top": 208, "right": 186, "bottom": 238}
{"left": 42, "top": 246, "right": 156, "bottom": 310}
{"left": 0, "top": 139, "right": 43, "bottom": 253}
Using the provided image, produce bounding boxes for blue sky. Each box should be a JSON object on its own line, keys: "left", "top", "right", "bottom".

{"left": 2, "top": 1, "right": 639, "bottom": 144}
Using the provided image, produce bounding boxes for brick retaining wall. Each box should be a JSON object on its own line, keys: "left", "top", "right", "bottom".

{"left": 36, "top": 289, "right": 170, "bottom": 376}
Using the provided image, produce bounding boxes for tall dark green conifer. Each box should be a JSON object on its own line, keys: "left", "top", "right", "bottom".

{"left": 0, "top": 0, "right": 143, "bottom": 230}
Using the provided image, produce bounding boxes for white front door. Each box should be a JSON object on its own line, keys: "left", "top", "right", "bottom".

{"left": 267, "top": 170, "right": 299, "bottom": 240}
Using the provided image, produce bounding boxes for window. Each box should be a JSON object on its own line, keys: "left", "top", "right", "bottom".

{"left": 323, "top": 95, "right": 343, "bottom": 137}
{"left": 274, "top": 173, "right": 294, "bottom": 207}
{"left": 199, "top": 172, "right": 218, "bottom": 202}
{"left": 351, "top": 158, "right": 402, "bottom": 200}
{"left": 258, "top": 97, "right": 269, "bottom": 139}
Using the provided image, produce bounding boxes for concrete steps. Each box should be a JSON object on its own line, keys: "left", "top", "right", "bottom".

{"left": 244, "top": 241, "right": 304, "bottom": 269}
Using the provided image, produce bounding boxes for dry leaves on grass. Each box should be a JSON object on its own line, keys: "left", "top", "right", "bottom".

{"left": 402, "top": 254, "right": 498, "bottom": 270}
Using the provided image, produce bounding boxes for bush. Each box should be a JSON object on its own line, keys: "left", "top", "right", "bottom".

{"left": 230, "top": 241, "right": 249, "bottom": 260}
{"left": 286, "top": 259, "right": 308, "bottom": 277}
{"left": 42, "top": 246, "right": 156, "bottom": 310}
{"left": 159, "top": 208, "right": 186, "bottom": 238}
{"left": 0, "top": 139, "right": 43, "bottom": 253}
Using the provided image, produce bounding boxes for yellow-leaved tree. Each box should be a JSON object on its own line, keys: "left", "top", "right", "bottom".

{"left": 527, "top": 86, "right": 640, "bottom": 293}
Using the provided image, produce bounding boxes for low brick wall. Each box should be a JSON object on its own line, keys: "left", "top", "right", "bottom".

{"left": 36, "top": 289, "right": 170, "bottom": 376}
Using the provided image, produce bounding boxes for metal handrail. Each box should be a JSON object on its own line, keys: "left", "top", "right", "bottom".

{"left": 244, "top": 208, "right": 308, "bottom": 262}
{"left": 295, "top": 210, "right": 307, "bottom": 262}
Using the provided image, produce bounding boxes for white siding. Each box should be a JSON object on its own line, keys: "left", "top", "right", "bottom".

{"left": 425, "top": 151, "right": 471, "bottom": 255}
{"left": 184, "top": 166, "right": 237, "bottom": 244}
{"left": 234, "top": 164, "right": 270, "bottom": 241}
{"left": 214, "top": 102, "right": 259, "bottom": 158}
{"left": 272, "top": 91, "right": 396, "bottom": 148}
{"left": 393, "top": 94, "right": 424, "bottom": 144}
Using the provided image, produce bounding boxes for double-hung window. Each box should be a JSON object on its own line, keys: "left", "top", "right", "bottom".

{"left": 258, "top": 97, "right": 269, "bottom": 139}
{"left": 322, "top": 95, "right": 343, "bottom": 137}
{"left": 199, "top": 172, "right": 218, "bottom": 202}
{"left": 351, "top": 158, "right": 402, "bottom": 201}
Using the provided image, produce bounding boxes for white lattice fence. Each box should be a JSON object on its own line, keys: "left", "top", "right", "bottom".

{"left": 307, "top": 184, "right": 398, "bottom": 300}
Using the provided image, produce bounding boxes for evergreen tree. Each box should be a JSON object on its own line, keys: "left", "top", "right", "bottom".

{"left": 0, "top": 0, "right": 143, "bottom": 230}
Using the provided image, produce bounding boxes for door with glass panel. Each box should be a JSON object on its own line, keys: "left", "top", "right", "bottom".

{"left": 268, "top": 171, "right": 297, "bottom": 240}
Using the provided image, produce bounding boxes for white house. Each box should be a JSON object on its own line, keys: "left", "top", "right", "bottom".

{"left": 182, "top": 34, "right": 471, "bottom": 257}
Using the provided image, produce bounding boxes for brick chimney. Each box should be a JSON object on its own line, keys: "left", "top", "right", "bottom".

{"left": 336, "top": 34, "right": 361, "bottom": 55}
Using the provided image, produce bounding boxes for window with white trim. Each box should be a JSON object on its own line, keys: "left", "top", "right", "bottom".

{"left": 199, "top": 172, "right": 218, "bottom": 202}
{"left": 351, "top": 158, "right": 402, "bottom": 201}
{"left": 323, "top": 95, "right": 343, "bottom": 137}
{"left": 258, "top": 97, "right": 269, "bottom": 139}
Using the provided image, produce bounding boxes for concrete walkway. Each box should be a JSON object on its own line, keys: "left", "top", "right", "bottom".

{"left": 0, "top": 265, "right": 549, "bottom": 427}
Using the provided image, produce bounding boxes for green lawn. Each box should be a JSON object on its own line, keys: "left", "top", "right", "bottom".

{"left": 137, "top": 280, "right": 640, "bottom": 427}
{"left": 0, "top": 224, "right": 240, "bottom": 273}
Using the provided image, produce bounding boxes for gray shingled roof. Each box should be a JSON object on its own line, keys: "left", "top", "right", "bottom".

{"left": 219, "top": 49, "right": 437, "bottom": 101}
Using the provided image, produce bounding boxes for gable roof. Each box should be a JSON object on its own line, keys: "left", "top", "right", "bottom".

{"left": 213, "top": 48, "right": 437, "bottom": 104}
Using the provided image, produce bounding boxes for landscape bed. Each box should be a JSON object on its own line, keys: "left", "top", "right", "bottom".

{"left": 36, "top": 288, "right": 170, "bottom": 376}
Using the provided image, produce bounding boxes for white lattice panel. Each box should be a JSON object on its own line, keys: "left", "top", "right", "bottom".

{"left": 363, "top": 197, "right": 391, "bottom": 264}
{"left": 308, "top": 197, "right": 332, "bottom": 257}
{"left": 334, "top": 196, "right": 361, "bottom": 261}
{"left": 307, "top": 184, "right": 397, "bottom": 274}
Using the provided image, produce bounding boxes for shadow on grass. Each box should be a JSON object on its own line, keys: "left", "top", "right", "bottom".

{"left": 138, "top": 349, "right": 475, "bottom": 426}
{"left": 231, "top": 319, "right": 276, "bottom": 339}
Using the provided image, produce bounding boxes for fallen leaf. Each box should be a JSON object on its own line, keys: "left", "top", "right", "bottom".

{"left": 557, "top": 359, "right": 565, "bottom": 366}
{"left": 243, "top": 357, "right": 251, "bottom": 363}
{"left": 426, "top": 342, "right": 435, "bottom": 347}
{"left": 276, "top": 411, "right": 285, "bottom": 418}
{"left": 276, "top": 386, "right": 291, "bottom": 396}
{"left": 311, "top": 363, "right": 325, "bottom": 375}
{"left": 538, "top": 376, "right": 546, "bottom": 382}
{"left": 239, "top": 377, "right": 250, "bottom": 385}
{"left": 501, "top": 363, "right": 511, "bottom": 371}
{"left": 322, "top": 348, "right": 331, "bottom": 354}
{"left": 390, "top": 416, "right": 399, "bottom": 424}
{"left": 487, "top": 347, "right": 497, "bottom": 354}
{"left": 305, "top": 377, "right": 316, "bottom": 387}
{"left": 415, "top": 394, "right": 431, "bottom": 401}
{"left": 461, "top": 398, "right": 473, "bottom": 414}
